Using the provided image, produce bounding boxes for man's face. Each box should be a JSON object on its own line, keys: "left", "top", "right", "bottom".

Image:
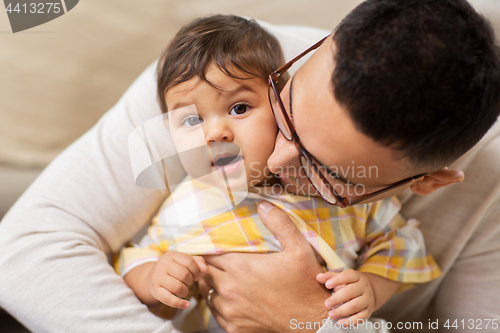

{"left": 268, "top": 35, "right": 415, "bottom": 199}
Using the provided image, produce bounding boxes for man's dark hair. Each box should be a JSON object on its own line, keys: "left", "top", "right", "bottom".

{"left": 157, "top": 14, "right": 288, "bottom": 114}
{"left": 332, "top": 0, "right": 500, "bottom": 170}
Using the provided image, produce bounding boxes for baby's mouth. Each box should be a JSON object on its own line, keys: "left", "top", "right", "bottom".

{"left": 213, "top": 154, "right": 242, "bottom": 170}
{"left": 209, "top": 142, "right": 243, "bottom": 174}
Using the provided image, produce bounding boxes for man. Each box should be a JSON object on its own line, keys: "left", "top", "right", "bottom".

{"left": 0, "top": 1, "right": 498, "bottom": 333}
{"left": 197, "top": 0, "right": 500, "bottom": 332}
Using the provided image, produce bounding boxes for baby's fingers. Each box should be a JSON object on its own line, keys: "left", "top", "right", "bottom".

{"left": 168, "top": 261, "right": 197, "bottom": 287}
{"left": 163, "top": 274, "right": 191, "bottom": 298}
{"left": 325, "top": 283, "right": 363, "bottom": 309}
{"left": 324, "top": 294, "right": 338, "bottom": 310}
{"left": 151, "top": 285, "right": 190, "bottom": 310}
{"left": 336, "top": 308, "right": 371, "bottom": 327}
{"left": 173, "top": 253, "right": 202, "bottom": 282}
{"left": 333, "top": 284, "right": 347, "bottom": 293}
{"left": 193, "top": 256, "right": 208, "bottom": 274}
{"left": 325, "top": 269, "right": 359, "bottom": 289}
{"left": 328, "top": 296, "right": 366, "bottom": 320}
{"left": 316, "top": 272, "right": 338, "bottom": 284}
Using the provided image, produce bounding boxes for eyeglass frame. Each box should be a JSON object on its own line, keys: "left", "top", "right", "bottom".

{"left": 267, "top": 35, "right": 427, "bottom": 207}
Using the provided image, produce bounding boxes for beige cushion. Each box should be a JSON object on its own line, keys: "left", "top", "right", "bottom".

{"left": 0, "top": 0, "right": 364, "bottom": 168}
{"left": 1, "top": 0, "right": 497, "bottom": 168}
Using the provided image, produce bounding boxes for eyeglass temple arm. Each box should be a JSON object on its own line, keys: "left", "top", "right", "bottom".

{"left": 274, "top": 35, "right": 330, "bottom": 77}
{"left": 348, "top": 173, "right": 428, "bottom": 206}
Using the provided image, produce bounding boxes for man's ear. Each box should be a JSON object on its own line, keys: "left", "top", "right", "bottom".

{"left": 410, "top": 168, "right": 465, "bottom": 195}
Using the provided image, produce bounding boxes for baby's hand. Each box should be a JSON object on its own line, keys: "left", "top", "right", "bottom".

{"left": 316, "top": 269, "right": 375, "bottom": 325}
{"left": 147, "top": 251, "right": 208, "bottom": 309}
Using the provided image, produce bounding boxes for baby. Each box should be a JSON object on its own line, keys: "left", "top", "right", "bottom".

{"left": 116, "top": 14, "right": 440, "bottom": 331}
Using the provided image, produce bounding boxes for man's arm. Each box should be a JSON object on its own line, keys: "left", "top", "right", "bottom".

{"left": 0, "top": 22, "right": 333, "bottom": 333}
{"left": 374, "top": 129, "right": 500, "bottom": 330}
{"left": 431, "top": 195, "right": 500, "bottom": 327}
{"left": 0, "top": 63, "right": 183, "bottom": 333}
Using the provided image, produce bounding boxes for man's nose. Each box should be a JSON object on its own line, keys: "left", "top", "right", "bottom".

{"left": 204, "top": 117, "right": 234, "bottom": 143}
{"left": 267, "top": 132, "right": 301, "bottom": 174}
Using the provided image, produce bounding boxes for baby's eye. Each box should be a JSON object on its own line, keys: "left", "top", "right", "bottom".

{"left": 229, "top": 103, "right": 250, "bottom": 115}
{"left": 181, "top": 116, "right": 203, "bottom": 127}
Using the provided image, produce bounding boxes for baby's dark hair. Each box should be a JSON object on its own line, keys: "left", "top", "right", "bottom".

{"left": 157, "top": 14, "right": 288, "bottom": 114}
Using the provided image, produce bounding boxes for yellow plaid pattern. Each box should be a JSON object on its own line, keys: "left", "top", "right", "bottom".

{"left": 115, "top": 178, "right": 440, "bottom": 331}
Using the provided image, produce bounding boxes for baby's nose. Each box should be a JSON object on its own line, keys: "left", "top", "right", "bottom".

{"left": 204, "top": 118, "right": 234, "bottom": 143}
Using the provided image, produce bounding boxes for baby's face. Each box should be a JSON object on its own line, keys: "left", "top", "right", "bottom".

{"left": 165, "top": 63, "right": 278, "bottom": 190}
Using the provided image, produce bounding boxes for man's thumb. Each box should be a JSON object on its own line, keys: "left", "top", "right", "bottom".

{"left": 257, "top": 200, "right": 310, "bottom": 252}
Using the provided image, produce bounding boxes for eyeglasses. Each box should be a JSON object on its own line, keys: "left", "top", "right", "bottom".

{"left": 268, "top": 35, "right": 426, "bottom": 207}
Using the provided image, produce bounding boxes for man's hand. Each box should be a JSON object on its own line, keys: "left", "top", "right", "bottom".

{"left": 198, "top": 201, "right": 331, "bottom": 333}
{"left": 316, "top": 270, "right": 376, "bottom": 325}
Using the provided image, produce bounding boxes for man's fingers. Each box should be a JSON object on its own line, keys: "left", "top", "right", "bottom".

{"left": 198, "top": 276, "right": 228, "bottom": 329}
{"left": 257, "top": 201, "right": 310, "bottom": 253}
{"left": 198, "top": 276, "right": 211, "bottom": 298}
{"left": 209, "top": 300, "right": 228, "bottom": 331}
{"left": 201, "top": 259, "right": 225, "bottom": 292}
{"left": 203, "top": 253, "right": 236, "bottom": 271}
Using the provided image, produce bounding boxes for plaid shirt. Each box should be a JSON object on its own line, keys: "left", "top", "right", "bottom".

{"left": 115, "top": 178, "right": 440, "bottom": 331}
{"left": 116, "top": 178, "right": 440, "bottom": 284}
